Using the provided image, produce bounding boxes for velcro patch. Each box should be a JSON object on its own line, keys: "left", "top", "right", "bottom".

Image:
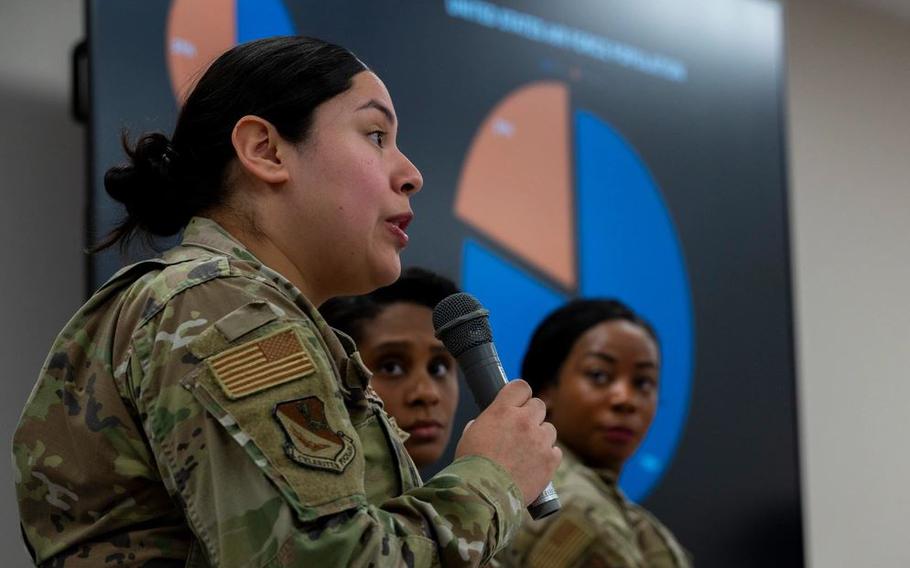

{"left": 529, "top": 514, "right": 596, "bottom": 568}
{"left": 275, "top": 396, "right": 356, "bottom": 473}
{"left": 208, "top": 327, "right": 315, "bottom": 400}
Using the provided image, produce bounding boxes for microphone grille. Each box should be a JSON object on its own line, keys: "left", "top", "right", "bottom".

{"left": 433, "top": 293, "right": 493, "bottom": 357}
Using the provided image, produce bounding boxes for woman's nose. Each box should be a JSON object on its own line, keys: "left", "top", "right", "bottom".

{"left": 395, "top": 151, "right": 423, "bottom": 196}
{"left": 407, "top": 374, "right": 440, "bottom": 406}
{"left": 608, "top": 379, "right": 636, "bottom": 412}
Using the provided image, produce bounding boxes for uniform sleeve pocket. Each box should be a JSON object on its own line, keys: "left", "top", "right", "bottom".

{"left": 188, "top": 301, "right": 278, "bottom": 360}
{"left": 182, "top": 320, "right": 368, "bottom": 523}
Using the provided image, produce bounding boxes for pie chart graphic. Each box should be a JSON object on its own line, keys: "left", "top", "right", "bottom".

{"left": 456, "top": 81, "right": 693, "bottom": 500}
{"left": 165, "top": 0, "right": 294, "bottom": 104}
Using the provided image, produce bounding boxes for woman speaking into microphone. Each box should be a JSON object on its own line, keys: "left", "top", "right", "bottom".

{"left": 13, "top": 36, "right": 559, "bottom": 567}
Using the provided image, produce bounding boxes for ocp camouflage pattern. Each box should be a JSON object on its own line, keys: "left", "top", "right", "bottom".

{"left": 497, "top": 443, "right": 691, "bottom": 568}
{"left": 13, "top": 217, "right": 523, "bottom": 567}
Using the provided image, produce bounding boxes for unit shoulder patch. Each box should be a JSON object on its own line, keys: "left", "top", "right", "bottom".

{"left": 274, "top": 396, "right": 356, "bottom": 473}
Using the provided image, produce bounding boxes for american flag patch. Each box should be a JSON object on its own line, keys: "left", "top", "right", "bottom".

{"left": 209, "top": 327, "right": 315, "bottom": 400}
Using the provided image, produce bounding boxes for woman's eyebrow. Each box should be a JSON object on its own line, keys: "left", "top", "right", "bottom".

{"left": 585, "top": 352, "right": 616, "bottom": 364}
{"left": 584, "top": 352, "right": 657, "bottom": 369}
{"left": 374, "top": 339, "right": 412, "bottom": 350}
{"left": 356, "top": 99, "right": 396, "bottom": 125}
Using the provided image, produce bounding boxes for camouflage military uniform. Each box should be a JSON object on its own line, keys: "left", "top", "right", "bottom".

{"left": 13, "top": 217, "right": 523, "bottom": 567}
{"left": 497, "top": 443, "right": 691, "bottom": 568}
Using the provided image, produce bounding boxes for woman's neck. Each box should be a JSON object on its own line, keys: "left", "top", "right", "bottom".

{"left": 208, "top": 210, "right": 328, "bottom": 306}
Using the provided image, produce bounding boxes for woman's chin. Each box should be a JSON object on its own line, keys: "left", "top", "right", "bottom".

{"left": 407, "top": 445, "right": 445, "bottom": 470}
{"left": 371, "top": 258, "right": 402, "bottom": 289}
{"left": 340, "top": 259, "right": 400, "bottom": 297}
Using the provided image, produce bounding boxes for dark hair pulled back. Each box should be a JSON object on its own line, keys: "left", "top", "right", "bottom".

{"left": 520, "top": 298, "right": 659, "bottom": 395}
{"left": 97, "top": 36, "right": 367, "bottom": 251}
{"left": 320, "top": 268, "right": 460, "bottom": 345}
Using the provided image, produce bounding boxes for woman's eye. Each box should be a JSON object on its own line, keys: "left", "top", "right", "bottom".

{"left": 428, "top": 359, "right": 451, "bottom": 378}
{"left": 635, "top": 376, "right": 657, "bottom": 393}
{"left": 376, "top": 359, "right": 405, "bottom": 376}
{"left": 585, "top": 369, "right": 611, "bottom": 385}
{"left": 368, "top": 131, "right": 385, "bottom": 147}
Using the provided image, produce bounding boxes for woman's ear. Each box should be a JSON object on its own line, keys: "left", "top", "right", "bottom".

{"left": 231, "top": 115, "right": 291, "bottom": 185}
{"left": 538, "top": 384, "right": 555, "bottom": 414}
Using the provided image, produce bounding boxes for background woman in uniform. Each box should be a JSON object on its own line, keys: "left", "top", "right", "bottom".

{"left": 321, "top": 267, "right": 461, "bottom": 473}
{"left": 12, "top": 36, "right": 559, "bottom": 567}
{"left": 500, "top": 298, "right": 691, "bottom": 568}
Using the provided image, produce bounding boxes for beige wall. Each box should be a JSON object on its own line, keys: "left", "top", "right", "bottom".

{"left": 787, "top": 1, "right": 910, "bottom": 566}
{"left": 1, "top": 0, "right": 909, "bottom": 566}
{"left": 0, "top": 1, "right": 86, "bottom": 565}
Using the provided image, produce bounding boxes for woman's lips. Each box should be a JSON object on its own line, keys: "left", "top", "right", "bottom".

{"left": 405, "top": 420, "right": 443, "bottom": 442}
{"left": 386, "top": 213, "right": 413, "bottom": 247}
{"left": 600, "top": 426, "right": 636, "bottom": 444}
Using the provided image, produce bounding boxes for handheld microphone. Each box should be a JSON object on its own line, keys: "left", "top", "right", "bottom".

{"left": 433, "top": 292, "right": 560, "bottom": 520}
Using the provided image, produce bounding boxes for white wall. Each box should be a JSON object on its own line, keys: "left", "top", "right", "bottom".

{"left": 0, "top": 1, "right": 86, "bottom": 565}
{"left": 1, "top": 1, "right": 909, "bottom": 566}
{"left": 787, "top": 1, "right": 910, "bottom": 567}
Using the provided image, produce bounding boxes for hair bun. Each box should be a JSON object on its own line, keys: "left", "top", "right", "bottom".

{"left": 103, "top": 132, "right": 189, "bottom": 237}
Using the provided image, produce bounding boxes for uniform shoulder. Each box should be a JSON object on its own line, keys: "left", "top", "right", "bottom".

{"left": 552, "top": 454, "right": 605, "bottom": 499}
{"left": 625, "top": 502, "right": 692, "bottom": 567}
{"left": 505, "top": 486, "right": 642, "bottom": 568}
{"left": 626, "top": 500, "right": 678, "bottom": 542}
{"left": 551, "top": 459, "right": 636, "bottom": 537}
{"left": 121, "top": 252, "right": 280, "bottom": 328}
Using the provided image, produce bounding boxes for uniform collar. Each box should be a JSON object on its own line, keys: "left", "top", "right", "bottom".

{"left": 557, "top": 441, "right": 621, "bottom": 488}
{"left": 179, "top": 216, "right": 261, "bottom": 262}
